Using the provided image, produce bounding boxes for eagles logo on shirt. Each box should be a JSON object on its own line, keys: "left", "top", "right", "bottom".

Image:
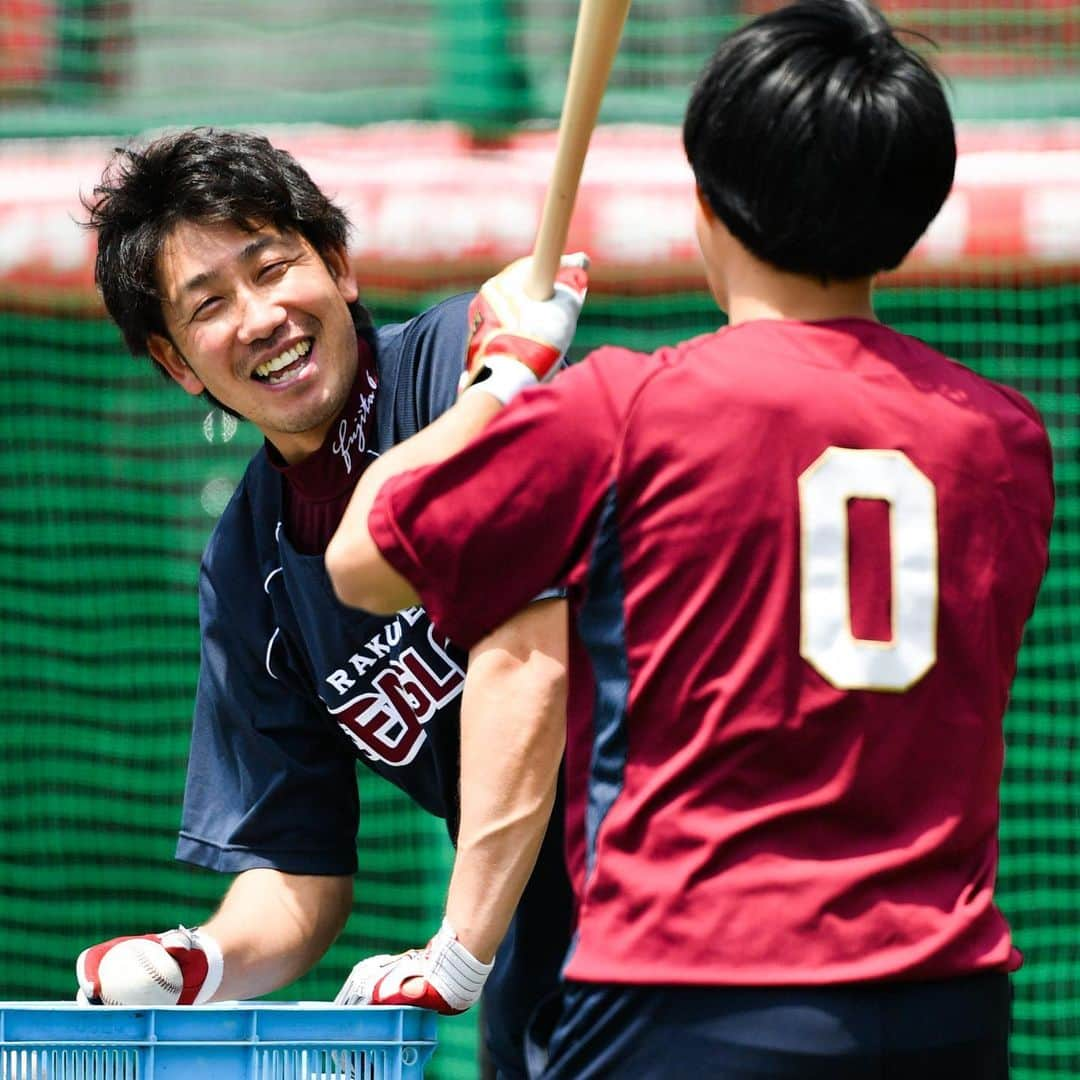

{"left": 322, "top": 611, "right": 465, "bottom": 766}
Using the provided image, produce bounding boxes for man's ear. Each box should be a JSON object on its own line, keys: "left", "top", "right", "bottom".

{"left": 148, "top": 334, "right": 205, "bottom": 397}
{"left": 324, "top": 245, "right": 359, "bottom": 304}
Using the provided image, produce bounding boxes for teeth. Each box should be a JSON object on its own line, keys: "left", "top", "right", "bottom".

{"left": 255, "top": 339, "right": 311, "bottom": 379}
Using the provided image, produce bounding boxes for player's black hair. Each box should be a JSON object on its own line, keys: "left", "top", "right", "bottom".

{"left": 84, "top": 128, "right": 373, "bottom": 361}
{"left": 682, "top": 0, "right": 956, "bottom": 280}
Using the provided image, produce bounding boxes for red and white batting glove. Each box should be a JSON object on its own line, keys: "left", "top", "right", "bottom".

{"left": 76, "top": 926, "right": 224, "bottom": 1006}
{"left": 461, "top": 252, "right": 590, "bottom": 405}
{"left": 334, "top": 919, "right": 493, "bottom": 1015}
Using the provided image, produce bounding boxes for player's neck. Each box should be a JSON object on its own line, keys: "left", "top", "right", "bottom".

{"left": 699, "top": 217, "right": 876, "bottom": 327}
{"left": 722, "top": 256, "right": 876, "bottom": 328}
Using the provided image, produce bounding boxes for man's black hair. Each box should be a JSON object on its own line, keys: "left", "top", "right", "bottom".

{"left": 683, "top": 0, "right": 956, "bottom": 280}
{"left": 84, "top": 128, "right": 373, "bottom": 362}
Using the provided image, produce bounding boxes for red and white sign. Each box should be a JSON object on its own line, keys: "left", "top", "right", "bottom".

{"left": 1, "top": 121, "right": 1077, "bottom": 306}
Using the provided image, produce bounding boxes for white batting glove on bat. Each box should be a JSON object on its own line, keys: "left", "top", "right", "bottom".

{"left": 334, "top": 919, "right": 493, "bottom": 1015}
{"left": 461, "top": 252, "right": 589, "bottom": 405}
{"left": 76, "top": 927, "right": 224, "bottom": 1006}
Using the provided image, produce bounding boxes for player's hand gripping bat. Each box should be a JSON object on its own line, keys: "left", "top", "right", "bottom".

{"left": 462, "top": 0, "right": 632, "bottom": 401}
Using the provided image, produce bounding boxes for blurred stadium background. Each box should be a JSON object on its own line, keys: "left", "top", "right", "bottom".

{"left": 0, "top": 2, "right": 1076, "bottom": 1078}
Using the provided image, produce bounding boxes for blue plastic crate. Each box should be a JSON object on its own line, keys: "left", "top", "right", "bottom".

{"left": 0, "top": 1002, "right": 437, "bottom": 1079}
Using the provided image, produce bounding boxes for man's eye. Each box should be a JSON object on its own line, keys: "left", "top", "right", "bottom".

{"left": 259, "top": 260, "right": 290, "bottom": 280}
{"left": 191, "top": 297, "right": 221, "bottom": 321}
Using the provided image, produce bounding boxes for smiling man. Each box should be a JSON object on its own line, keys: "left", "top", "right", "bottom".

{"left": 73, "top": 128, "right": 582, "bottom": 1080}
{"left": 151, "top": 221, "right": 358, "bottom": 457}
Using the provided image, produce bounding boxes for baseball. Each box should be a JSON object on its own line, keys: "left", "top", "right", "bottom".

{"left": 98, "top": 939, "right": 183, "bottom": 1006}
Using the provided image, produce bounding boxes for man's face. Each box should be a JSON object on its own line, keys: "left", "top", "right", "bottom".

{"left": 149, "top": 219, "right": 360, "bottom": 463}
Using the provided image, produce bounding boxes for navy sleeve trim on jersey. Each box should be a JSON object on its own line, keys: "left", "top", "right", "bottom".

{"left": 576, "top": 484, "right": 632, "bottom": 881}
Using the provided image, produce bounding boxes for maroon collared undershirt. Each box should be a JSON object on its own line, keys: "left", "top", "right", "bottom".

{"left": 265, "top": 337, "right": 378, "bottom": 555}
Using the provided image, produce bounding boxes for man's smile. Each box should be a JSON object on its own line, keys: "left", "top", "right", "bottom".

{"left": 251, "top": 337, "right": 314, "bottom": 386}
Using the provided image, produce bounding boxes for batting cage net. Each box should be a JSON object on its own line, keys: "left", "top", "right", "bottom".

{"left": 0, "top": 3, "right": 1078, "bottom": 1080}
{"left": 0, "top": 0, "right": 1077, "bottom": 134}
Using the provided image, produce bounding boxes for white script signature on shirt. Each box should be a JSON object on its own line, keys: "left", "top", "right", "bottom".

{"left": 332, "top": 370, "right": 378, "bottom": 473}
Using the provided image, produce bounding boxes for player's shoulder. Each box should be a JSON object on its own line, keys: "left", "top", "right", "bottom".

{"left": 584, "top": 327, "right": 731, "bottom": 382}
{"left": 890, "top": 324, "right": 1049, "bottom": 439}
{"left": 373, "top": 292, "right": 473, "bottom": 445}
{"left": 566, "top": 330, "right": 722, "bottom": 419}
{"left": 866, "top": 324, "right": 1053, "bottom": 510}
{"left": 968, "top": 366, "right": 1047, "bottom": 434}
{"left": 374, "top": 293, "right": 472, "bottom": 365}
{"left": 584, "top": 328, "right": 718, "bottom": 371}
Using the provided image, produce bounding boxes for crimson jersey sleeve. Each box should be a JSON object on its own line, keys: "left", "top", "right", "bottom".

{"left": 369, "top": 351, "right": 646, "bottom": 648}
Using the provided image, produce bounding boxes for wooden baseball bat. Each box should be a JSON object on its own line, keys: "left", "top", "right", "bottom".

{"left": 526, "top": 0, "right": 633, "bottom": 300}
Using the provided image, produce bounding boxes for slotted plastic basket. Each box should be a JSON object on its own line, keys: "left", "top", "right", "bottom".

{"left": 0, "top": 1002, "right": 437, "bottom": 1079}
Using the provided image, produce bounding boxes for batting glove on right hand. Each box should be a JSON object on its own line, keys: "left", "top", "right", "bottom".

{"left": 335, "top": 919, "right": 492, "bottom": 1015}
{"left": 76, "top": 927, "right": 224, "bottom": 1006}
{"left": 461, "top": 252, "right": 589, "bottom": 405}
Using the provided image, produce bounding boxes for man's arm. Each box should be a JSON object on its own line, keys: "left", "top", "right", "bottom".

{"left": 445, "top": 598, "right": 568, "bottom": 963}
{"left": 325, "top": 254, "right": 588, "bottom": 615}
{"left": 335, "top": 599, "right": 568, "bottom": 1011}
{"left": 76, "top": 869, "right": 353, "bottom": 1004}
{"left": 202, "top": 869, "right": 353, "bottom": 1000}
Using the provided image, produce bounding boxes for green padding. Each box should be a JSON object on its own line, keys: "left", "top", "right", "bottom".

{"left": 1, "top": 282, "right": 1078, "bottom": 1080}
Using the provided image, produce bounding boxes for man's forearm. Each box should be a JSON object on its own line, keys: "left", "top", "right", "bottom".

{"left": 201, "top": 868, "right": 353, "bottom": 1000}
{"left": 326, "top": 390, "right": 502, "bottom": 612}
{"left": 446, "top": 600, "right": 568, "bottom": 962}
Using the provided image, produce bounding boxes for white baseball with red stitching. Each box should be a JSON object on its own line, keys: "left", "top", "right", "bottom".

{"left": 97, "top": 938, "right": 184, "bottom": 1005}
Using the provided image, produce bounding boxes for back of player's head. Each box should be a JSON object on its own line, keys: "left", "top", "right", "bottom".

{"left": 85, "top": 128, "right": 355, "bottom": 357}
{"left": 683, "top": 0, "right": 956, "bottom": 279}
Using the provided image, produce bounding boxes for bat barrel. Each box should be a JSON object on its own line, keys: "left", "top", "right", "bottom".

{"left": 527, "top": 0, "right": 633, "bottom": 300}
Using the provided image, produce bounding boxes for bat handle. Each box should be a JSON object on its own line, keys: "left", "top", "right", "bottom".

{"left": 527, "top": 212, "right": 569, "bottom": 301}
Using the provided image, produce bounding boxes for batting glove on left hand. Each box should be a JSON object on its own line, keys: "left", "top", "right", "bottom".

{"left": 334, "top": 919, "right": 493, "bottom": 1015}
{"left": 461, "top": 252, "right": 589, "bottom": 405}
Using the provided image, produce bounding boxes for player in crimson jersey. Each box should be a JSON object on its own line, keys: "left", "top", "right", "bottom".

{"left": 324, "top": 1, "right": 1054, "bottom": 1076}
{"left": 73, "top": 129, "right": 584, "bottom": 1079}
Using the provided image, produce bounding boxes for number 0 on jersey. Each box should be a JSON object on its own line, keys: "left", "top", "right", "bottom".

{"left": 799, "top": 447, "right": 938, "bottom": 692}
